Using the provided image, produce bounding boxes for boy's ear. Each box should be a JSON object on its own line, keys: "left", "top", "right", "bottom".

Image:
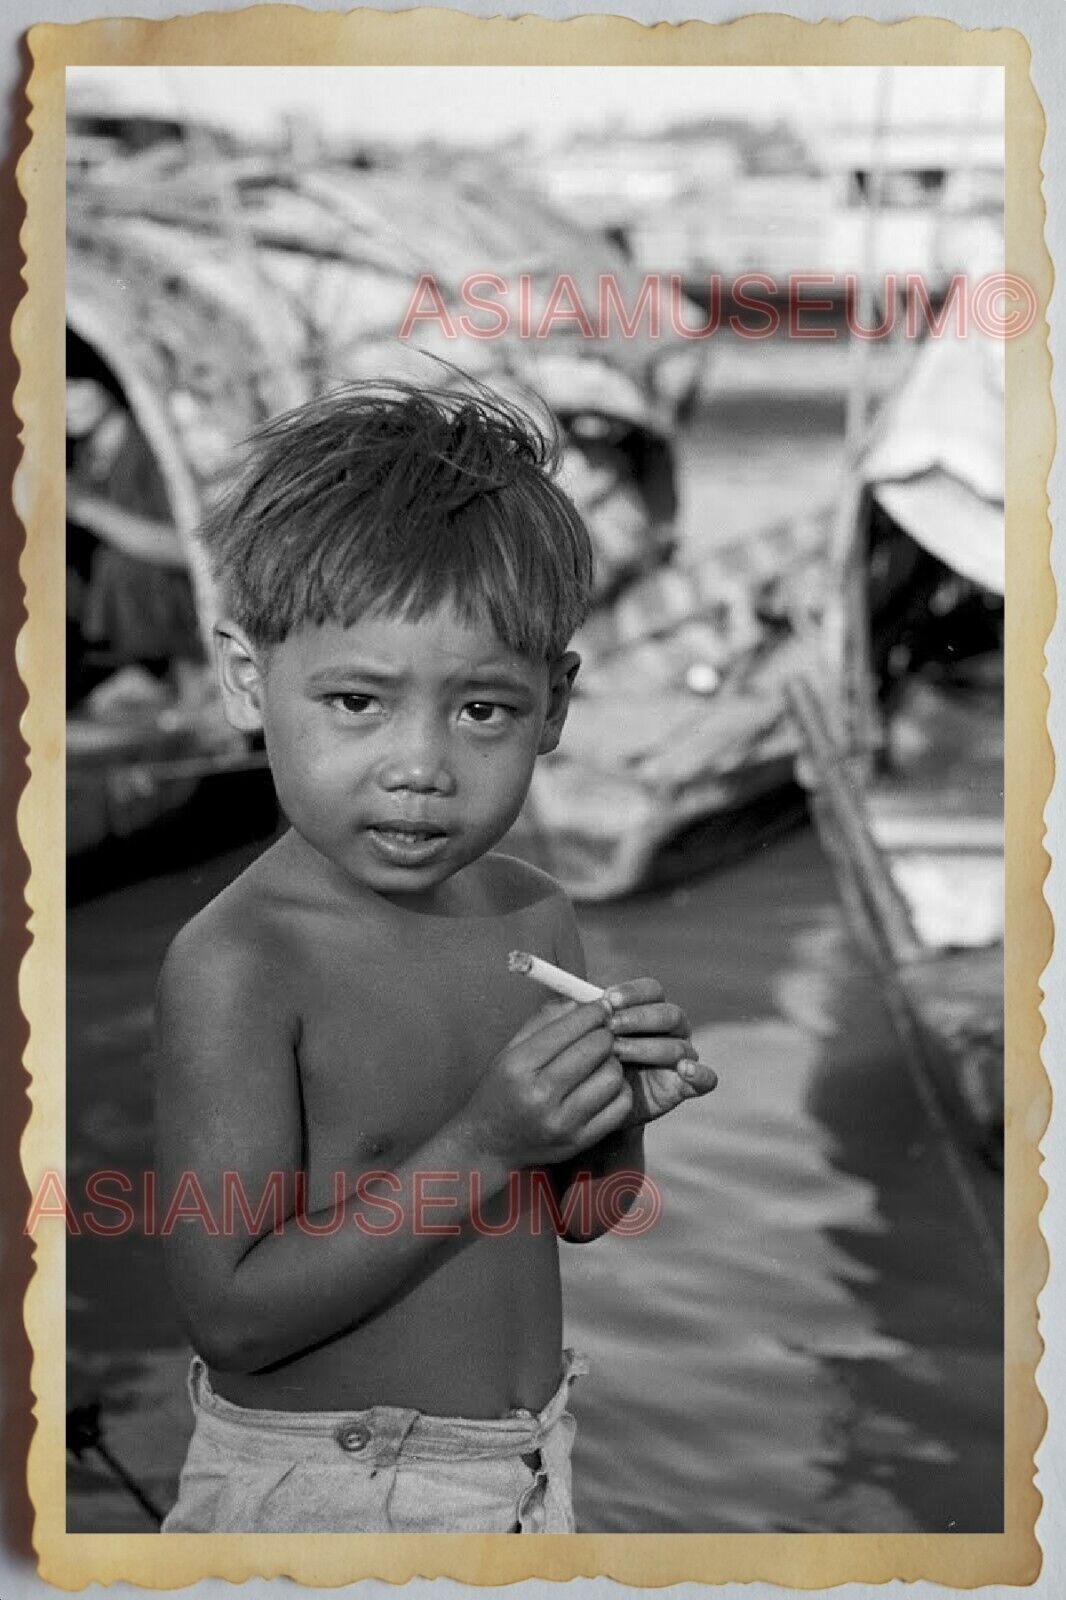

{"left": 538, "top": 651, "right": 581, "bottom": 755}
{"left": 214, "top": 622, "right": 267, "bottom": 734}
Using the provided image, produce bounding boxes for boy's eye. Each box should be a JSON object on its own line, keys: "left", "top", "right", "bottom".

{"left": 329, "top": 693, "right": 382, "bottom": 717}
{"left": 461, "top": 701, "right": 510, "bottom": 726}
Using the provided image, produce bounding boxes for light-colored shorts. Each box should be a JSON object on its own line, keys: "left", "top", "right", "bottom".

{"left": 162, "top": 1350, "right": 589, "bottom": 1534}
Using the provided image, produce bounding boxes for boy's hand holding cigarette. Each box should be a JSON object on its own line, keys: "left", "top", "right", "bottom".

{"left": 504, "top": 952, "right": 717, "bottom": 1134}
{"left": 458, "top": 953, "right": 717, "bottom": 1177}
{"left": 458, "top": 997, "right": 631, "bottom": 1171}
{"left": 596, "top": 975, "right": 718, "bottom": 1125}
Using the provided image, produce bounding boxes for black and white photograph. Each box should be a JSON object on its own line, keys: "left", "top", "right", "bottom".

{"left": 56, "top": 57, "right": 1010, "bottom": 1542}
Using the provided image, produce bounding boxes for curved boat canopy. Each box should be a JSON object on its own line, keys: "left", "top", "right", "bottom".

{"left": 861, "top": 327, "right": 1003, "bottom": 596}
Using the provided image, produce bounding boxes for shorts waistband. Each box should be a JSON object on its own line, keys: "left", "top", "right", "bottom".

{"left": 186, "top": 1350, "right": 589, "bottom": 1467}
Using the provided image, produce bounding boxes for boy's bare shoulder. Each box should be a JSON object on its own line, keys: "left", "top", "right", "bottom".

{"left": 479, "top": 853, "right": 582, "bottom": 956}
{"left": 480, "top": 851, "right": 570, "bottom": 914}
{"left": 156, "top": 840, "right": 300, "bottom": 1016}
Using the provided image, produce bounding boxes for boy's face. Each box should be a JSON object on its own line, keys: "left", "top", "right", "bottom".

{"left": 216, "top": 603, "right": 578, "bottom": 904}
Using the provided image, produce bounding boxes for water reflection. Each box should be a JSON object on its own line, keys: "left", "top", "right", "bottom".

{"left": 564, "top": 1017, "right": 921, "bottom": 1532}
{"left": 565, "top": 847, "right": 1000, "bottom": 1532}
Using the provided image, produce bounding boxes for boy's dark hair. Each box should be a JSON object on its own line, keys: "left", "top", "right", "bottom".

{"left": 200, "top": 377, "right": 594, "bottom": 658}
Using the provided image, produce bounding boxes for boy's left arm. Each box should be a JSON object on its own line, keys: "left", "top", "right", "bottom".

{"left": 547, "top": 895, "right": 715, "bottom": 1243}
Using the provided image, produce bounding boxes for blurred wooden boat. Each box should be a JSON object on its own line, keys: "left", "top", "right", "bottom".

{"left": 791, "top": 323, "right": 1004, "bottom": 1163}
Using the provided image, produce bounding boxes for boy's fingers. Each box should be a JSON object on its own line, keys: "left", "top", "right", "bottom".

{"left": 678, "top": 1058, "right": 718, "bottom": 1095}
{"left": 567, "top": 1089, "right": 634, "bottom": 1151}
{"left": 612, "top": 1035, "right": 698, "bottom": 1066}
{"left": 559, "top": 1058, "right": 629, "bottom": 1120}
{"left": 602, "top": 978, "right": 664, "bottom": 1011}
{"left": 608, "top": 1001, "right": 690, "bottom": 1037}
{"left": 521, "top": 1001, "right": 612, "bottom": 1070}
{"left": 509, "top": 997, "right": 577, "bottom": 1046}
{"left": 540, "top": 1028, "right": 617, "bottom": 1094}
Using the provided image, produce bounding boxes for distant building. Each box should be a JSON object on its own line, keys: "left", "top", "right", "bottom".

{"left": 518, "top": 116, "right": 812, "bottom": 233}
{"left": 810, "top": 118, "right": 1004, "bottom": 198}
{"left": 519, "top": 113, "right": 1002, "bottom": 292}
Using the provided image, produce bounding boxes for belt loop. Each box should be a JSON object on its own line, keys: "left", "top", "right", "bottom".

{"left": 380, "top": 1410, "right": 421, "bottom": 1528}
{"left": 187, "top": 1355, "right": 207, "bottom": 1410}
{"left": 563, "top": 1348, "right": 590, "bottom": 1386}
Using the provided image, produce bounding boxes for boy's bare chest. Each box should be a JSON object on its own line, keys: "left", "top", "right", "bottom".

{"left": 290, "top": 919, "right": 543, "bottom": 1169}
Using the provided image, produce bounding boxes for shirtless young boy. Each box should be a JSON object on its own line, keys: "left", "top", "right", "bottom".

{"left": 155, "top": 380, "right": 718, "bottom": 1535}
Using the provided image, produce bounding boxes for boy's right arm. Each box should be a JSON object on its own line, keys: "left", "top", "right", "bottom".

{"left": 155, "top": 927, "right": 630, "bottom": 1374}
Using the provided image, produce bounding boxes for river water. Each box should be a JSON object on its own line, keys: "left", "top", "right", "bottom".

{"left": 566, "top": 837, "right": 1001, "bottom": 1534}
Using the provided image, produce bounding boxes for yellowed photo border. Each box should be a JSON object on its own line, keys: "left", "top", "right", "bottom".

{"left": 15, "top": 7, "right": 1052, "bottom": 1589}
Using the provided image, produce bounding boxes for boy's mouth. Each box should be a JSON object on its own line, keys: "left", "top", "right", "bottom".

{"left": 365, "top": 821, "right": 450, "bottom": 866}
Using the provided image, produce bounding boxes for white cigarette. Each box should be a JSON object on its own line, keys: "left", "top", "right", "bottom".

{"left": 508, "top": 950, "right": 605, "bottom": 1005}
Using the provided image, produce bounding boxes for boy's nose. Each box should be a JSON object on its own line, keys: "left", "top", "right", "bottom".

{"left": 378, "top": 719, "right": 457, "bottom": 795}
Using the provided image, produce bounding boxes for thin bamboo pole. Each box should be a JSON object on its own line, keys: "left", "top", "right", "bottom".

{"left": 785, "top": 674, "right": 922, "bottom": 968}
{"left": 824, "top": 66, "right": 894, "bottom": 763}
{"left": 786, "top": 672, "right": 1003, "bottom": 1287}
